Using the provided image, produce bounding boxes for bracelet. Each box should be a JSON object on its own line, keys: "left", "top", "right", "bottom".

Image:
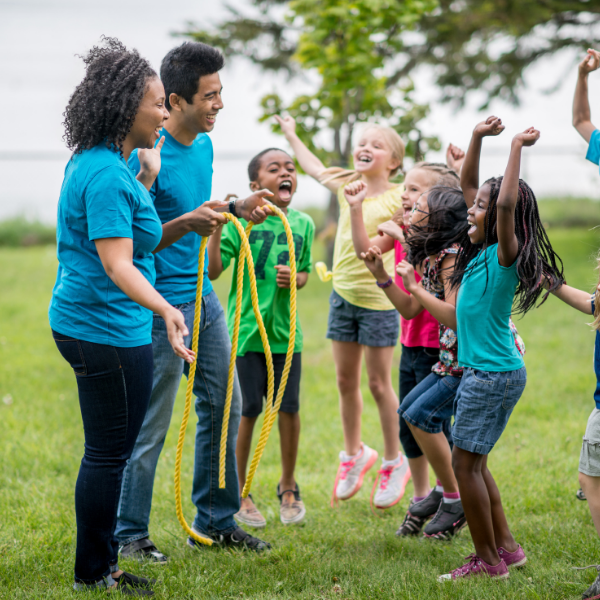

{"left": 376, "top": 277, "right": 393, "bottom": 289}
{"left": 228, "top": 199, "right": 238, "bottom": 218}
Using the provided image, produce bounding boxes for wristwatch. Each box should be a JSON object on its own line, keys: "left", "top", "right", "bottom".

{"left": 228, "top": 198, "right": 239, "bottom": 218}
{"left": 376, "top": 277, "right": 393, "bottom": 289}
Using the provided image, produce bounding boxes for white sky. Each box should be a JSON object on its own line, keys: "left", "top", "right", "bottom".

{"left": 1, "top": 0, "right": 599, "bottom": 221}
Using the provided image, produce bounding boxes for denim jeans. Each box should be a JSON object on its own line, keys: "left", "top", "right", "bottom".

{"left": 115, "top": 290, "right": 242, "bottom": 543}
{"left": 52, "top": 330, "right": 153, "bottom": 585}
{"left": 398, "top": 344, "right": 440, "bottom": 459}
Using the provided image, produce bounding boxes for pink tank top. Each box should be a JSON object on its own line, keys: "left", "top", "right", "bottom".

{"left": 395, "top": 240, "right": 439, "bottom": 348}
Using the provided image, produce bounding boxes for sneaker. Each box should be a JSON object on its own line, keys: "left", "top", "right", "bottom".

{"left": 234, "top": 494, "right": 267, "bottom": 529}
{"left": 119, "top": 538, "right": 167, "bottom": 564}
{"left": 577, "top": 488, "right": 588, "bottom": 501}
{"left": 332, "top": 443, "right": 378, "bottom": 503}
{"left": 423, "top": 500, "right": 467, "bottom": 540}
{"left": 438, "top": 554, "right": 509, "bottom": 581}
{"left": 396, "top": 500, "right": 428, "bottom": 537}
{"left": 371, "top": 455, "right": 411, "bottom": 509}
{"left": 498, "top": 545, "right": 527, "bottom": 568}
{"left": 409, "top": 489, "right": 443, "bottom": 519}
{"left": 113, "top": 572, "right": 156, "bottom": 597}
{"left": 187, "top": 525, "right": 271, "bottom": 553}
{"left": 277, "top": 484, "right": 306, "bottom": 525}
{"left": 574, "top": 564, "right": 600, "bottom": 599}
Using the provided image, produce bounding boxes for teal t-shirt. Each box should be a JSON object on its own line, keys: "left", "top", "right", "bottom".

{"left": 128, "top": 129, "right": 213, "bottom": 305}
{"left": 586, "top": 129, "right": 600, "bottom": 171}
{"left": 220, "top": 208, "right": 315, "bottom": 355}
{"left": 49, "top": 144, "right": 163, "bottom": 347}
{"left": 456, "top": 244, "right": 524, "bottom": 372}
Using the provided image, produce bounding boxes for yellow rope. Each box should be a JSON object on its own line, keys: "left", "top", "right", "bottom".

{"left": 174, "top": 207, "right": 297, "bottom": 544}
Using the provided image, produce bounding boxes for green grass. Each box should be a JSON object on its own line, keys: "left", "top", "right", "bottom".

{"left": 1, "top": 230, "right": 600, "bottom": 598}
{"left": 0, "top": 217, "right": 56, "bottom": 247}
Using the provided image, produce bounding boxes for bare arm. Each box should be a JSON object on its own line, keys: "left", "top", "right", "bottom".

{"left": 274, "top": 115, "right": 339, "bottom": 193}
{"left": 496, "top": 128, "right": 540, "bottom": 267}
{"left": 573, "top": 49, "right": 600, "bottom": 143}
{"left": 461, "top": 116, "right": 505, "bottom": 207}
{"left": 95, "top": 237, "right": 194, "bottom": 362}
{"left": 207, "top": 224, "right": 224, "bottom": 280}
{"left": 398, "top": 256, "right": 457, "bottom": 331}
{"left": 552, "top": 284, "right": 594, "bottom": 315}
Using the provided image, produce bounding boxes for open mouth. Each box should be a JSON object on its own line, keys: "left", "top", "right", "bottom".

{"left": 206, "top": 113, "right": 217, "bottom": 124}
{"left": 357, "top": 153, "right": 372, "bottom": 164}
{"left": 154, "top": 127, "right": 162, "bottom": 139}
{"left": 278, "top": 180, "right": 292, "bottom": 201}
{"left": 467, "top": 219, "right": 477, "bottom": 235}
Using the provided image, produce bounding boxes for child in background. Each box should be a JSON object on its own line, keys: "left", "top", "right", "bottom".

{"left": 439, "top": 117, "right": 564, "bottom": 581}
{"left": 353, "top": 162, "right": 463, "bottom": 527}
{"left": 360, "top": 185, "right": 468, "bottom": 540}
{"left": 207, "top": 148, "right": 315, "bottom": 527}
{"left": 275, "top": 114, "right": 406, "bottom": 509}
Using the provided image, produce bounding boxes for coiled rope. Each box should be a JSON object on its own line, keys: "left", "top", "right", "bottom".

{"left": 174, "top": 207, "right": 297, "bottom": 546}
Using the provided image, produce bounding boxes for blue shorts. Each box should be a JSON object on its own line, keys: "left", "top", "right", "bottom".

{"left": 399, "top": 372, "right": 460, "bottom": 439}
{"left": 452, "top": 367, "right": 527, "bottom": 455}
{"left": 326, "top": 290, "right": 399, "bottom": 347}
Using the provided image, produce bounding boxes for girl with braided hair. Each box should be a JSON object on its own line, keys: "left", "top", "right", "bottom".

{"left": 50, "top": 37, "right": 194, "bottom": 595}
{"left": 438, "top": 117, "right": 564, "bottom": 582}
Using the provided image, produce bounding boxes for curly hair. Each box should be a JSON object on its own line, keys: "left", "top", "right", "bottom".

{"left": 247, "top": 148, "right": 292, "bottom": 181}
{"left": 62, "top": 37, "right": 157, "bottom": 155}
{"left": 450, "top": 176, "right": 565, "bottom": 314}
{"left": 412, "top": 162, "right": 461, "bottom": 188}
{"left": 406, "top": 186, "right": 469, "bottom": 267}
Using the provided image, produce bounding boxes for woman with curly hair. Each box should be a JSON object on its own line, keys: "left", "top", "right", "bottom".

{"left": 49, "top": 37, "right": 192, "bottom": 596}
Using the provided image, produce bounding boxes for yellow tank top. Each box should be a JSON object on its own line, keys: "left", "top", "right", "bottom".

{"left": 332, "top": 185, "right": 402, "bottom": 310}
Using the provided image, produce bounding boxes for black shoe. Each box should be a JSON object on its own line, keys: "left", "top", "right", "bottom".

{"left": 574, "top": 565, "right": 600, "bottom": 599}
{"left": 577, "top": 488, "right": 588, "bottom": 501}
{"left": 187, "top": 526, "right": 271, "bottom": 553}
{"left": 113, "top": 571, "right": 155, "bottom": 596}
{"left": 119, "top": 538, "right": 168, "bottom": 564}
{"left": 423, "top": 500, "right": 467, "bottom": 540}
{"left": 396, "top": 501, "right": 427, "bottom": 537}
{"left": 409, "top": 489, "right": 443, "bottom": 519}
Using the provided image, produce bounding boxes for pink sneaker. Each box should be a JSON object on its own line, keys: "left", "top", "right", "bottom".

{"left": 498, "top": 545, "right": 527, "bottom": 568}
{"left": 370, "top": 454, "right": 411, "bottom": 509}
{"left": 331, "top": 443, "right": 378, "bottom": 506}
{"left": 438, "top": 554, "right": 509, "bottom": 582}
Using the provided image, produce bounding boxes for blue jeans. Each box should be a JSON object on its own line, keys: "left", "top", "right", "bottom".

{"left": 52, "top": 331, "right": 153, "bottom": 585}
{"left": 115, "top": 290, "right": 242, "bottom": 542}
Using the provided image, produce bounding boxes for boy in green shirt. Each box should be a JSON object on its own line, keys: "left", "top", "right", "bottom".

{"left": 208, "top": 148, "right": 315, "bottom": 527}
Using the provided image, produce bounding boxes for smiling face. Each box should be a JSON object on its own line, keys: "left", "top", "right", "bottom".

{"left": 467, "top": 183, "right": 491, "bottom": 244}
{"left": 352, "top": 128, "right": 400, "bottom": 178}
{"left": 128, "top": 76, "right": 169, "bottom": 149}
{"left": 177, "top": 72, "right": 223, "bottom": 133}
{"left": 409, "top": 191, "right": 430, "bottom": 228}
{"left": 250, "top": 150, "right": 297, "bottom": 209}
{"left": 401, "top": 168, "right": 436, "bottom": 221}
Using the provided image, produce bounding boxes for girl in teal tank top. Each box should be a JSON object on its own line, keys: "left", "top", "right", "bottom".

{"left": 437, "top": 117, "right": 565, "bottom": 582}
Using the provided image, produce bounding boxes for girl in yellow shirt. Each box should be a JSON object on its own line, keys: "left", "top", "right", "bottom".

{"left": 276, "top": 115, "right": 408, "bottom": 509}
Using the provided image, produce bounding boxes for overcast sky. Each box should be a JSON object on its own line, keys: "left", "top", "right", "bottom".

{"left": 1, "top": 0, "right": 599, "bottom": 221}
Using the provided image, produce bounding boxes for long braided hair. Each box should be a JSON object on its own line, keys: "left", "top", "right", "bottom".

{"left": 450, "top": 176, "right": 564, "bottom": 314}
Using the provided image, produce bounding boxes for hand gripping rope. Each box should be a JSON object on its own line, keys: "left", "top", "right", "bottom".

{"left": 174, "top": 206, "right": 297, "bottom": 546}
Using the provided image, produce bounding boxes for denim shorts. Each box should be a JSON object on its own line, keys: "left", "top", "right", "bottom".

{"left": 580, "top": 408, "right": 600, "bottom": 477}
{"left": 399, "top": 372, "right": 461, "bottom": 436}
{"left": 452, "top": 366, "right": 527, "bottom": 455}
{"left": 326, "top": 290, "right": 399, "bottom": 347}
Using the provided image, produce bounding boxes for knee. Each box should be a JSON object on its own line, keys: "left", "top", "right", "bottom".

{"left": 451, "top": 450, "right": 472, "bottom": 478}
{"left": 368, "top": 376, "right": 387, "bottom": 399}
{"left": 336, "top": 373, "right": 359, "bottom": 396}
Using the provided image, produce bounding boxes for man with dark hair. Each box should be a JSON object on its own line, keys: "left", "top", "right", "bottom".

{"left": 115, "top": 41, "right": 271, "bottom": 560}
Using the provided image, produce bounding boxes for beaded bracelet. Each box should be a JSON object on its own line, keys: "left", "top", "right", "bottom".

{"left": 376, "top": 277, "right": 393, "bottom": 289}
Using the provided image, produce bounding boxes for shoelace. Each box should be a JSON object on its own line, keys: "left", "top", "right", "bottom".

{"left": 398, "top": 511, "right": 423, "bottom": 534}
{"left": 330, "top": 458, "right": 356, "bottom": 508}
{"left": 369, "top": 465, "right": 394, "bottom": 517}
{"left": 452, "top": 554, "right": 481, "bottom": 578}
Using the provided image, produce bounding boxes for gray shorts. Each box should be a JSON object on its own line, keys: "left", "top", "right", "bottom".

{"left": 326, "top": 290, "right": 399, "bottom": 347}
{"left": 580, "top": 408, "right": 600, "bottom": 477}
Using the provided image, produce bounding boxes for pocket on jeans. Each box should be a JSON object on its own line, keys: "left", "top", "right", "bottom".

{"left": 329, "top": 292, "right": 343, "bottom": 308}
{"left": 502, "top": 380, "right": 526, "bottom": 410}
{"left": 470, "top": 369, "right": 494, "bottom": 385}
{"left": 54, "top": 338, "right": 87, "bottom": 376}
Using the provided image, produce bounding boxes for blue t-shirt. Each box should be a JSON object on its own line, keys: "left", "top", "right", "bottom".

{"left": 456, "top": 244, "right": 525, "bottom": 372}
{"left": 586, "top": 129, "right": 600, "bottom": 170}
{"left": 49, "top": 144, "right": 163, "bottom": 347}
{"left": 129, "top": 129, "right": 213, "bottom": 305}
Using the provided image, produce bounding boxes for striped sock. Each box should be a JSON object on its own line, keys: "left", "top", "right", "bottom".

{"left": 443, "top": 490, "right": 460, "bottom": 504}
{"left": 434, "top": 479, "right": 444, "bottom": 493}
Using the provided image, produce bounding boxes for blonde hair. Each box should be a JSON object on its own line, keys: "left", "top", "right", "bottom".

{"left": 412, "top": 162, "right": 461, "bottom": 189}
{"left": 319, "top": 124, "right": 405, "bottom": 186}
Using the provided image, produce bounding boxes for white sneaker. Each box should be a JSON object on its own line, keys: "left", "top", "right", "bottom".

{"left": 372, "top": 454, "right": 411, "bottom": 509}
{"left": 333, "top": 443, "right": 378, "bottom": 501}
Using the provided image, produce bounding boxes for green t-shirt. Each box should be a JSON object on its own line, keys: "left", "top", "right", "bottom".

{"left": 220, "top": 208, "right": 315, "bottom": 356}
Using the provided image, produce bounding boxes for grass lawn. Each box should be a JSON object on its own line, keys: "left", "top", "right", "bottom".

{"left": 1, "top": 228, "right": 600, "bottom": 599}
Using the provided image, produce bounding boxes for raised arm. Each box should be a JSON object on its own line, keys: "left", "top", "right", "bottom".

{"left": 397, "top": 256, "right": 457, "bottom": 331}
{"left": 496, "top": 128, "right": 540, "bottom": 267}
{"left": 573, "top": 49, "right": 600, "bottom": 143}
{"left": 360, "top": 246, "right": 423, "bottom": 319}
{"left": 461, "top": 116, "right": 505, "bottom": 207}
{"left": 274, "top": 115, "right": 339, "bottom": 193}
